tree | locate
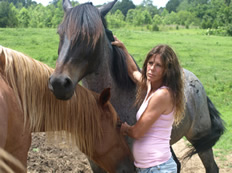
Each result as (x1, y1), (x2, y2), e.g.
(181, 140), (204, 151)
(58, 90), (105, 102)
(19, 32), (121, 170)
(166, 0), (181, 12)
(176, 10), (199, 26)
(0, 1), (18, 27)
(225, 0), (231, 6)
(163, 11), (178, 25)
(137, 0), (159, 18)
(153, 14), (162, 25)
(7, 3), (18, 27)
(111, 0), (135, 16)
(161, 9), (169, 17)
(0, 1), (9, 27)
(51, 0), (64, 27)
(18, 7), (30, 27)
(130, 9), (152, 25)
(6, 0), (35, 8)
(126, 9), (136, 24)
(142, 10), (152, 24)
(177, 0), (191, 11)
(44, 5), (56, 27)
(28, 4), (50, 27)
(106, 10), (126, 28)
(201, 14), (213, 28)
(49, 0), (59, 7)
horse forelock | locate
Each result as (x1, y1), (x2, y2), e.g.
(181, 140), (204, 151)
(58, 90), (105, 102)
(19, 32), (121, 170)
(1, 46), (113, 157)
(59, 3), (103, 49)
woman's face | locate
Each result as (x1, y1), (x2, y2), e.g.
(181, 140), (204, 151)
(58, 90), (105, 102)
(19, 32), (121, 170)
(146, 54), (164, 83)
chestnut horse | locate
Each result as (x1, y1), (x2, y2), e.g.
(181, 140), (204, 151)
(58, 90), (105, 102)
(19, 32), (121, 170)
(48, 0), (225, 172)
(0, 45), (133, 173)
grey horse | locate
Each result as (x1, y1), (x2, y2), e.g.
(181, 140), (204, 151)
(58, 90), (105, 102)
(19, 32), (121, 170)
(48, 0), (225, 172)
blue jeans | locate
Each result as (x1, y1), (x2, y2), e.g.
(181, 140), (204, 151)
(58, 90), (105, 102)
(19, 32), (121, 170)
(136, 157), (177, 173)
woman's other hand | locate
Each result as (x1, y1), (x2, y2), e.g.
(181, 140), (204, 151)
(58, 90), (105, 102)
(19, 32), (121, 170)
(120, 122), (130, 136)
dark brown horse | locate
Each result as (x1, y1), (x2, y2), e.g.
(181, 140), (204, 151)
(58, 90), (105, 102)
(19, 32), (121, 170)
(48, 1), (225, 173)
(0, 45), (133, 173)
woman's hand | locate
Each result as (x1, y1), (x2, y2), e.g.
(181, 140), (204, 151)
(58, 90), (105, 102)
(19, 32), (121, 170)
(120, 122), (130, 136)
(111, 36), (126, 50)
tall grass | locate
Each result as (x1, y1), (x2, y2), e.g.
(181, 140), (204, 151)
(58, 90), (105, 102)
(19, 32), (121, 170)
(0, 27), (231, 159)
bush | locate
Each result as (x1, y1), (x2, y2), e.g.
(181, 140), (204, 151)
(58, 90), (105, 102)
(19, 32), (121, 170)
(151, 23), (159, 31)
(205, 27), (227, 36)
(226, 24), (232, 36)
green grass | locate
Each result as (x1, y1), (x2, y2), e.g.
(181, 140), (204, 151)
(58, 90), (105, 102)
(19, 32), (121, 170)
(0, 28), (59, 67)
(0, 27), (231, 159)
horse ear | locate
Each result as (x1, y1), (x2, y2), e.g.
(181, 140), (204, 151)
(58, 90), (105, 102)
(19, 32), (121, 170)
(63, 0), (72, 12)
(98, 0), (117, 17)
(99, 88), (111, 107)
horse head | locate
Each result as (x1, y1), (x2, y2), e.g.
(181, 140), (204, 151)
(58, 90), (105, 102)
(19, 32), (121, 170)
(48, 0), (117, 100)
(94, 88), (134, 172)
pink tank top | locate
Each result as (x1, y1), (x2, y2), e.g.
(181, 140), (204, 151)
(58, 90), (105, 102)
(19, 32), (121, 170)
(133, 85), (174, 168)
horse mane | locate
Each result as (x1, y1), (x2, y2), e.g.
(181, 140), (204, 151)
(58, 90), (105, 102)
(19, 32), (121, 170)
(0, 45), (117, 157)
(102, 8), (138, 90)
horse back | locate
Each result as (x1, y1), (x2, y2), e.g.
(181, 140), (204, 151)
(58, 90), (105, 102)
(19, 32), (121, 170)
(183, 69), (211, 138)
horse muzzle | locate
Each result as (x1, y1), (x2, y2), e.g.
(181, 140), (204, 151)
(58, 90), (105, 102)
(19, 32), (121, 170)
(48, 74), (74, 100)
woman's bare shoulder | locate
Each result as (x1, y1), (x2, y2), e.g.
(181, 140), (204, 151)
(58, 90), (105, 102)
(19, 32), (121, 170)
(150, 88), (172, 107)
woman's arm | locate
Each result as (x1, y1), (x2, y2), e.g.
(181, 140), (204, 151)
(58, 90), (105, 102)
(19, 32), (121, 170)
(121, 88), (173, 139)
(111, 36), (142, 84)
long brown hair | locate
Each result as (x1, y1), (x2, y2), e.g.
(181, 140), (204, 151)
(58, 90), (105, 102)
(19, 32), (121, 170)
(136, 45), (185, 125)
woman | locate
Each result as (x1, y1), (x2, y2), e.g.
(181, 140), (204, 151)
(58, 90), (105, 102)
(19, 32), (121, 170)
(112, 37), (185, 173)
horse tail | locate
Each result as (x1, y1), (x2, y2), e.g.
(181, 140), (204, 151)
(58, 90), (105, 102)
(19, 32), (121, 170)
(184, 96), (226, 159)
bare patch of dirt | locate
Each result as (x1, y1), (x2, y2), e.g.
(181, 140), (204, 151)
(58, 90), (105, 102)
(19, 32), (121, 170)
(27, 133), (92, 173)
(27, 133), (231, 172)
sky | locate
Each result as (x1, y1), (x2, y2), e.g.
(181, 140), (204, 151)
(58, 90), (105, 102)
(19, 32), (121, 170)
(34, 0), (169, 8)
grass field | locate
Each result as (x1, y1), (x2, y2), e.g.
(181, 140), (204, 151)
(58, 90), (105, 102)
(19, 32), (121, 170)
(0, 27), (231, 161)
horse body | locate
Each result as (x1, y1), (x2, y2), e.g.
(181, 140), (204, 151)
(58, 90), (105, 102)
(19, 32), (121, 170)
(49, 1), (225, 173)
(171, 69), (211, 143)
(0, 45), (133, 173)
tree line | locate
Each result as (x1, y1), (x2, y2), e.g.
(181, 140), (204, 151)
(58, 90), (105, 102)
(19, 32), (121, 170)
(0, 0), (232, 36)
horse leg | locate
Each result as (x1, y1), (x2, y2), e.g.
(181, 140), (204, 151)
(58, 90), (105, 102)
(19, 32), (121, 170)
(170, 146), (181, 173)
(198, 148), (219, 173)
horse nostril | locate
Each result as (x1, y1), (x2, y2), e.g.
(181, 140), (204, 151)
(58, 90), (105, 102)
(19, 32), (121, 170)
(64, 77), (72, 88)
